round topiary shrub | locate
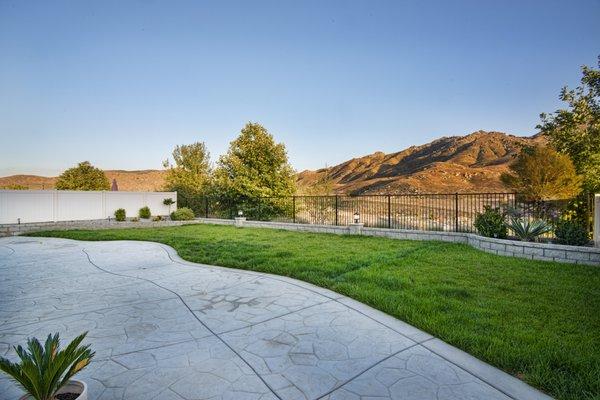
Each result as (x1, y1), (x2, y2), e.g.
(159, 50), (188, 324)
(554, 220), (589, 246)
(139, 206), (151, 219)
(170, 207), (195, 221)
(114, 208), (126, 222)
(474, 206), (507, 239)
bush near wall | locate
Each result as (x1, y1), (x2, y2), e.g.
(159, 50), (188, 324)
(114, 208), (126, 221)
(554, 220), (590, 246)
(170, 207), (195, 221)
(474, 207), (507, 239)
(139, 206), (151, 219)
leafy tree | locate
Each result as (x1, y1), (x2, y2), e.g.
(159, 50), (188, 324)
(538, 56), (600, 192)
(55, 161), (110, 190)
(213, 123), (296, 219)
(163, 142), (212, 213)
(501, 146), (581, 200)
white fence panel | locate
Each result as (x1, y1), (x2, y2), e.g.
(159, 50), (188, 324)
(0, 190), (177, 224)
(57, 191), (104, 221)
(104, 192), (146, 219)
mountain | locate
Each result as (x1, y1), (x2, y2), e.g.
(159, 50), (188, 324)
(297, 131), (546, 194)
(1, 131), (546, 194)
(0, 170), (167, 191)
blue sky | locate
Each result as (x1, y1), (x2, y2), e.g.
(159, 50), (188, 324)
(1, 0), (599, 176)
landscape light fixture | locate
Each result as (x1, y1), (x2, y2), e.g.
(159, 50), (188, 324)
(353, 212), (360, 224)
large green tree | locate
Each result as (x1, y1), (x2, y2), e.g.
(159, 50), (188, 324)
(213, 123), (296, 218)
(501, 145), (582, 201)
(163, 142), (212, 213)
(55, 161), (110, 190)
(538, 56), (600, 192)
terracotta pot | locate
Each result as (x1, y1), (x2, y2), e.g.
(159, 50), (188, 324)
(19, 380), (88, 400)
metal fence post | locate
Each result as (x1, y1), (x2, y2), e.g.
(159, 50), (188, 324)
(292, 196), (296, 224)
(387, 195), (391, 229)
(204, 197), (209, 218)
(594, 194), (599, 248)
(335, 195), (339, 226)
(454, 192), (459, 232)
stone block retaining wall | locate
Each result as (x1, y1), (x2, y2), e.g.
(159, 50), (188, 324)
(198, 218), (600, 266)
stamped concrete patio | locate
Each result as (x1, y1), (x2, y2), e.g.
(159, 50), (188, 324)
(0, 237), (551, 400)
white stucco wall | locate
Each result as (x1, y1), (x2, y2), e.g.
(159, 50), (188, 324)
(0, 190), (177, 224)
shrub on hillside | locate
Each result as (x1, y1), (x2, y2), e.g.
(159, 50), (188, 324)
(139, 206), (151, 219)
(474, 207), (507, 239)
(170, 207), (195, 221)
(114, 208), (126, 221)
(554, 220), (589, 246)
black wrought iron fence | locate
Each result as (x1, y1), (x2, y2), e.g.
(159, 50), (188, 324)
(192, 193), (595, 238)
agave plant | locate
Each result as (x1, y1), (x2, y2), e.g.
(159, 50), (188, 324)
(0, 332), (94, 400)
(507, 217), (553, 241)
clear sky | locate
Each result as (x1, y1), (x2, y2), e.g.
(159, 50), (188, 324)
(1, 0), (599, 176)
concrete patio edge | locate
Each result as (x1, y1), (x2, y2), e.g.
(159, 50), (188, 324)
(156, 239), (553, 400)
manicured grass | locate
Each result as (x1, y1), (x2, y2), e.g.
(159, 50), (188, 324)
(27, 224), (600, 400)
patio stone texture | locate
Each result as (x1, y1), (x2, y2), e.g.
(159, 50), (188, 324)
(0, 237), (552, 400)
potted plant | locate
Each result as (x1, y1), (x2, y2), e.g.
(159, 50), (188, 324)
(0, 332), (94, 400)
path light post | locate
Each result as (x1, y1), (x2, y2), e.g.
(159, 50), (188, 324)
(235, 210), (246, 228)
(349, 211), (363, 235)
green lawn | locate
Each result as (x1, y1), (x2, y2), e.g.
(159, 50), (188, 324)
(26, 224), (600, 400)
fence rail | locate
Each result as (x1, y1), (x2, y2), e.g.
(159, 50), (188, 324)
(190, 193), (595, 238)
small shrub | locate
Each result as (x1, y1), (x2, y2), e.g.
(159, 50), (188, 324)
(131, 217), (139, 222)
(114, 208), (126, 221)
(554, 220), (589, 246)
(163, 198), (175, 206)
(152, 215), (163, 222)
(170, 207), (195, 221)
(474, 207), (507, 239)
(507, 217), (552, 242)
(0, 332), (94, 400)
(139, 206), (151, 219)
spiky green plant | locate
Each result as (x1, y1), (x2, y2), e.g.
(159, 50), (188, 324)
(507, 217), (553, 242)
(0, 332), (94, 400)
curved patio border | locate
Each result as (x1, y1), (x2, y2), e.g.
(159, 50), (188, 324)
(0, 236), (552, 400)
(158, 240), (552, 400)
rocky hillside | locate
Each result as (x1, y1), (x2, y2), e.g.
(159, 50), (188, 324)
(297, 131), (546, 194)
(0, 170), (166, 191)
(1, 131), (546, 194)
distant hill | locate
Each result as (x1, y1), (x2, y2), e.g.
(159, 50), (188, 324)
(297, 131), (546, 194)
(0, 170), (167, 191)
(1, 131), (546, 194)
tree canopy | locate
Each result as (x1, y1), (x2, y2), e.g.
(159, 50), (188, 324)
(163, 142), (212, 211)
(500, 145), (582, 201)
(538, 56), (600, 192)
(213, 123), (296, 200)
(55, 161), (110, 191)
